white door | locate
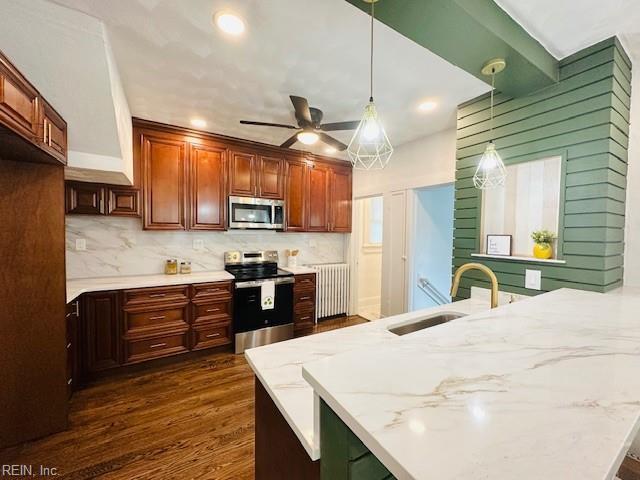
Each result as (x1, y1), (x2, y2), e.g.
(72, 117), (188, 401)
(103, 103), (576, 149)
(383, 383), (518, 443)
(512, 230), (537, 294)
(382, 190), (407, 316)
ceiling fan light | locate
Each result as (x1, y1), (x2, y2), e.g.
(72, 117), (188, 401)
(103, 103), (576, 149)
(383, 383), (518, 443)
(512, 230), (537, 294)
(297, 131), (319, 145)
(347, 102), (393, 170)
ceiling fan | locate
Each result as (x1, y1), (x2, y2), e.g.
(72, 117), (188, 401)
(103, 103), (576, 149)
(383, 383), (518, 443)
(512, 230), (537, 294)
(240, 95), (359, 151)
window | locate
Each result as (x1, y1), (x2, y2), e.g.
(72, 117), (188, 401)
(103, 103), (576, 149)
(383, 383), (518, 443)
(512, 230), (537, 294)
(364, 196), (383, 248)
(481, 156), (562, 256)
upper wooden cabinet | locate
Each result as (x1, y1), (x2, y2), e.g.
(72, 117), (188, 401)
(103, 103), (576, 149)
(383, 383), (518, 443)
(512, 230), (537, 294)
(329, 166), (353, 232)
(307, 163), (331, 232)
(258, 154), (285, 199)
(0, 49), (67, 165)
(285, 159), (308, 231)
(66, 182), (105, 215)
(229, 150), (256, 197)
(142, 134), (188, 230)
(189, 143), (227, 231)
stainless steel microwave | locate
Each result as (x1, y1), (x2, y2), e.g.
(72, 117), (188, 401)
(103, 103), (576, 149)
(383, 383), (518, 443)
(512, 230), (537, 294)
(228, 196), (284, 230)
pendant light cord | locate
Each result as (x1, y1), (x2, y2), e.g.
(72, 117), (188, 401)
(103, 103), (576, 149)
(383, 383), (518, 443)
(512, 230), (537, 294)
(369, 1), (374, 103)
(489, 69), (495, 141)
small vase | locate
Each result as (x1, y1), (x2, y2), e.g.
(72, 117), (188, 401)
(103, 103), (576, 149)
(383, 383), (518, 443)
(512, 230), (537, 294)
(533, 243), (552, 259)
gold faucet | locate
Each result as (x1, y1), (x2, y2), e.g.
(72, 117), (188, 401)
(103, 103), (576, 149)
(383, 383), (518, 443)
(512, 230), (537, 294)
(450, 263), (499, 308)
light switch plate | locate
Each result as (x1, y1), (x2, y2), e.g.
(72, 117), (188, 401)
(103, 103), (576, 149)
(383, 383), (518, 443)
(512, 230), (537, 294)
(193, 239), (204, 251)
(75, 238), (87, 251)
(525, 269), (542, 290)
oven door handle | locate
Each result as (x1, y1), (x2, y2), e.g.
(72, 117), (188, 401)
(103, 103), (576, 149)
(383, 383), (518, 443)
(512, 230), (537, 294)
(235, 277), (295, 289)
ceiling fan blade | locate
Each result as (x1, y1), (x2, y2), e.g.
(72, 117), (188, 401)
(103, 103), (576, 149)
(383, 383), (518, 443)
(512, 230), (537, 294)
(240, 120), (298, 129)
(319, 132), (348, 151)
(320, 121), (360, 131)
(280, 132), (300, 148)
(290, 95), (312, 125)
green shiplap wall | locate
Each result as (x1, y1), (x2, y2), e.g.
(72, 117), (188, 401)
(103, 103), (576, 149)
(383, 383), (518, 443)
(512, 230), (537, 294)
(453, 37), (631, 299)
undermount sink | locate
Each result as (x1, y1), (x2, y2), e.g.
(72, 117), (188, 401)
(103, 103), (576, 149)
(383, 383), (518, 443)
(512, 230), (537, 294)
(387, 312), (466, 336)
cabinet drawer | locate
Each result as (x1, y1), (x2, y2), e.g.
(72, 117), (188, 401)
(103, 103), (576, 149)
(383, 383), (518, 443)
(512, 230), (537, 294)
(294, 274), (316, 291)
(294, 289), (315, 305)
(294, 309), (316, 330)
(124, 304), (189, 335)
(191, 322), (232, 350)
(124, 331), (189, 364)
(123, 285), (189, 306)
(192, 281), (233, 300)
(193, 299), (232, 324)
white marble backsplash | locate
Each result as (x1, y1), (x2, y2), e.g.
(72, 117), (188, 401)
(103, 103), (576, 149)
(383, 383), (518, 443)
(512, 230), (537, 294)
(66, 216), (347, 279)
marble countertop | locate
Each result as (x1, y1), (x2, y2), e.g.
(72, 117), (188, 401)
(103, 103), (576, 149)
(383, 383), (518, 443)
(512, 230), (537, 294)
(244, 298), (491, 460)
(302, 288), (640, 479)
(66, 270), (234, 302)
(281, 265), (317, 275)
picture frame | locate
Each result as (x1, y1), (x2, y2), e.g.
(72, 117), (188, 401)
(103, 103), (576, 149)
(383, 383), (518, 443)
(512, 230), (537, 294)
(486, 234), (512, 256)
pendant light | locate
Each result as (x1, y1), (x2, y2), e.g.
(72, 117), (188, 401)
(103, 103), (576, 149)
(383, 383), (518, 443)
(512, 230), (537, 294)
(347, 0), (393, 170)
(473, 59), (507, 189)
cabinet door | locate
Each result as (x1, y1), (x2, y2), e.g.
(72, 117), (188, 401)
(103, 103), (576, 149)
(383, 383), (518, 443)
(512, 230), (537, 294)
(330, 167), (353, 232)
(142, 135), (187, 230)
(83, 292), (120, 373)
(229, 150), (256, 197)
(65, 182), (105, 215)
(189, 143), (227, 230)
(107, 187), (140, 216)
(38, 99), (67, 164)
(285, 159), (307, 231)
(258, 154), (284, 199)
(307, 164), (330, 232)
(0, 58), (38, 142)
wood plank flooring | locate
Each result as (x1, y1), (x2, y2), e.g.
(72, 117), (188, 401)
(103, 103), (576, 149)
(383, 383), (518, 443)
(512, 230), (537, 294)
(0, 316), (367, 479)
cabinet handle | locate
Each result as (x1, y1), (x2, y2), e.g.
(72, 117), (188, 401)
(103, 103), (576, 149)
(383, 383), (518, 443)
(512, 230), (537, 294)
(300, 316), (311, 321)
(149, 315), (166, 320)
(67, 378), (73, 385)
(206, 288), (221, 293)
(150, 342), (167, 349)
(206, 333), (221, 338)
(66, 342), (72, 349)
(149, 293), (166, 298)
(206, 308), (220, 313)
(43, 119), (48, 143)
(74, 300), (80, 316)
(300, 296), (311, 301)
(48, 123), (52, 146)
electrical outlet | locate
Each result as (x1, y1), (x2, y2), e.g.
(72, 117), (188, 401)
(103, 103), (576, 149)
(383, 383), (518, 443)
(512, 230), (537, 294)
(75, 238), (87, 251)
(525, 269), (542, 290)
(193, 239), (204, 251)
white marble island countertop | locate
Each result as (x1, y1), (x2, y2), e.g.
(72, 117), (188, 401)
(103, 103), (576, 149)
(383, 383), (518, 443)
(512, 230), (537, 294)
(244, 298), (491, 460)
(66, 270), (234, 302)
(302, 288), (640, 479)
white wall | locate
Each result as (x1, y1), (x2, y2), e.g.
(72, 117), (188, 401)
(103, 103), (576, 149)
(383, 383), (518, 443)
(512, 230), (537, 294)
(625, 65), (640, 287)
(410, 184), (455, 310)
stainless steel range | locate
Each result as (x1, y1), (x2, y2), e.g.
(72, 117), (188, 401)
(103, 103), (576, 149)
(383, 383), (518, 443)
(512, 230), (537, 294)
(225, 250), (294, 354)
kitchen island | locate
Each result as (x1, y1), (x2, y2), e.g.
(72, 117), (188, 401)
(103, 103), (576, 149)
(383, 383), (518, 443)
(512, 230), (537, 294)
(247, 288), (640, 479)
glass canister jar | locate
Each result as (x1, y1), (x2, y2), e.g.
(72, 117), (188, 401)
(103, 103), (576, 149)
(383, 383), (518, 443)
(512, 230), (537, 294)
(164, 259), (178, 275)
(180, 261), (192, 274)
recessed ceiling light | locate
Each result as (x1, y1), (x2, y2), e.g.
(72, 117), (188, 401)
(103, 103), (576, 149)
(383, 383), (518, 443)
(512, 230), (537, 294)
(297, 131), (319, 145)
(324, 146), (337, 154)
(214, 12), (246, 36)
(191, 118), (207, 129)
(418, 100), (438, 112)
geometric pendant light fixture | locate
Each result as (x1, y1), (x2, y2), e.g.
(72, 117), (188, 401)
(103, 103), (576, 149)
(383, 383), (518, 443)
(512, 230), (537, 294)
(347, 0), (393, 170)
(473, 58), (507, 189)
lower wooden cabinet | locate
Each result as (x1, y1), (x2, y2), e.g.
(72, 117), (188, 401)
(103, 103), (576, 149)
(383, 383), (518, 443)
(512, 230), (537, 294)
(293, 274), (317, 331)
(66, 299), (80, 397)
(83, 291), (121, 374)
(77, 281), (233, 380)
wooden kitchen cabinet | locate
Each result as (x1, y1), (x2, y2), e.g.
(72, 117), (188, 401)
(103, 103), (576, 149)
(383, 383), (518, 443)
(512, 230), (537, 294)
(66, 299), (80, 398)
(0, 49), (67, 165)
(188, 142), (227, 230)
(285, 159), (308, 231)
(257, 154), (285, 199)
(293, 273), (316, 331)
(330, 166), (353, 232)
(107, 187), (140, 216)
(228, 149), (256, 196)
(83, 291), (121, 374)
(307, 163), (331, 232)
(66, 181), (105, 215)
(142, 134), (188, 230)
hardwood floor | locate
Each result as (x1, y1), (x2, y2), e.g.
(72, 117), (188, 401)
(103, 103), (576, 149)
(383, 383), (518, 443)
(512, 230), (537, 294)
(0, 315), (366, 479)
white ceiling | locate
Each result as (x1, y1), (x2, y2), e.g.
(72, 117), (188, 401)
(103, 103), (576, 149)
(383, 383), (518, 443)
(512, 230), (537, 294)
(496, 0), (640, 61)
(50, 0), (489, 157)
